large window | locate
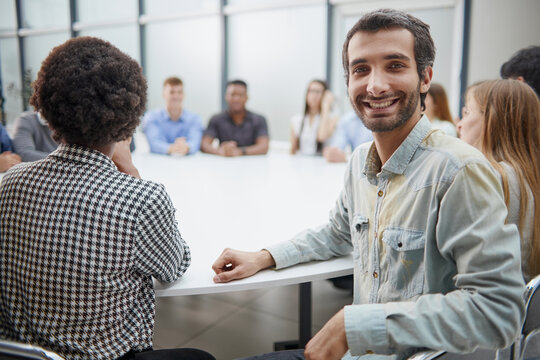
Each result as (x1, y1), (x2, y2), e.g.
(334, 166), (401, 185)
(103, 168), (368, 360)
(21, 0), (69, 28)
(0, 1), (17, 32)
(76, 0), (137, 23)
(0, 0), (468, 140)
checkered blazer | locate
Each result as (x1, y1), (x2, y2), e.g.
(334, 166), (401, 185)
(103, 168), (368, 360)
(0, 144), (191, 360)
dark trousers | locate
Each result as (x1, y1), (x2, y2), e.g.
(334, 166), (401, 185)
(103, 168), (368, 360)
(117, 348), (216, 360)
(238, 349), (305, 360)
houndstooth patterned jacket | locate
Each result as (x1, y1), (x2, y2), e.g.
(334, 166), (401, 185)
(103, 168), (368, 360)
(0, 144), (191, 360)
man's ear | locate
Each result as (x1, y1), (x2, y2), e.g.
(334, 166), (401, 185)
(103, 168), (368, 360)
(420, 66), (433, 94)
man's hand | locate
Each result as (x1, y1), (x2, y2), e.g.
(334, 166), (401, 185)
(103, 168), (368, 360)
(0, 151), (22, 172)
(218, 141), (242, 157)
(168, 137), (190, 156)
(323, 147), (347, 163)
(304, 308), (348, 360)
(112, 138), (141, 178)
(212, 248), (275, 283)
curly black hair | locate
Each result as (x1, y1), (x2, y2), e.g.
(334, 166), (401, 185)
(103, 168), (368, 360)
(30, 36), (147, 147)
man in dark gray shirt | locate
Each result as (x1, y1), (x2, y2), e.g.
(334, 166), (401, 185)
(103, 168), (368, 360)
(12, 111), (58, 162)
(201, 80), (269, 156)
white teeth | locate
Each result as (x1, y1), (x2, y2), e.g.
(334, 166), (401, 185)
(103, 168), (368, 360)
(369, 100), (394, 109)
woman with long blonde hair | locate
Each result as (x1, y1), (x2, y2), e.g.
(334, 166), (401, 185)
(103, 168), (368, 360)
(457, 79), (540, 280)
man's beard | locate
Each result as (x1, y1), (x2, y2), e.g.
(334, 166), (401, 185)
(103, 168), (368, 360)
(351, 82), (420, 133)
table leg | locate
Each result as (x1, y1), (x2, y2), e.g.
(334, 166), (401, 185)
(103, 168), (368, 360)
(299, 282), (312, 348)
(274, 282), (312, 351)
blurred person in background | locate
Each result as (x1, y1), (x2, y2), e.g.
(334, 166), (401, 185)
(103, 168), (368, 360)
(424, 83), (457, 136)
(290, 79), (338, 156)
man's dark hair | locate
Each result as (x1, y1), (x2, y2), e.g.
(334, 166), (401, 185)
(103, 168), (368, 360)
(30, 36), (147, 147)
(342, 8), (435, 109)
(227, 79), (248, 91)
(500, 46), (540, 96)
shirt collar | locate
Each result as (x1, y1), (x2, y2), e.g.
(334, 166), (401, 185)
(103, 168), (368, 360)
(36, 112), (47, 126)
(227, 110), (251, 127)
(162, 108), (184, 122)
(363, 115), (432, 178)
(49, 143), (116, 170)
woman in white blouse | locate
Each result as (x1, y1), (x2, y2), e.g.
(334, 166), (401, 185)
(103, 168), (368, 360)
(290, 80), (338, 155)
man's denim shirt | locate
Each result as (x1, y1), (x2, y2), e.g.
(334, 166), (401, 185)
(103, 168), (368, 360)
(267, 116), (525, 359)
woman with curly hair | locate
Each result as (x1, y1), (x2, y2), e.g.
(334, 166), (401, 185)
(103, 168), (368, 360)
(457, 79), (540, 281)
(0, 37), (214, 360)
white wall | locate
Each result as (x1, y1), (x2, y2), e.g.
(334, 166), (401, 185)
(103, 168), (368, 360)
(467, 0), (540, 86)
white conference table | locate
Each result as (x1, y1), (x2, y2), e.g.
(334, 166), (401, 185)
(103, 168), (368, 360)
(133, 149), (354, 348)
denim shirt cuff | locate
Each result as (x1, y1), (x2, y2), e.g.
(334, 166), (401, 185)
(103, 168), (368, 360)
(345, 303), (389, 356)
(264, 241), (301, 269)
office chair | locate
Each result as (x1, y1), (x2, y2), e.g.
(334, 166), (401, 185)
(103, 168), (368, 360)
(514, 274), (540, 360)
(408, 348), (499, 360)
(408, 275), (540, 360)
(407, 350), (445, 359)
(0, 339), (64, 360)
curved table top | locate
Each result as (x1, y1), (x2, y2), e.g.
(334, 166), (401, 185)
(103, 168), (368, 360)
(132, 150), (353, 297)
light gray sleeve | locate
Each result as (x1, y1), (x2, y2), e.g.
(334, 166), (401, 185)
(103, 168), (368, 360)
(12, 113), (51, 162)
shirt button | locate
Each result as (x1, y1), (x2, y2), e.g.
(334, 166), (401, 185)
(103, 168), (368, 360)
(373, 272), (378, 278)
(355, 224), (361, 232)
(377, 190), (383, 197)
(398, 242), (403, 248)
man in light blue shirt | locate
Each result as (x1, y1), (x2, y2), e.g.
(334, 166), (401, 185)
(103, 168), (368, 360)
(211, 9), (525, 360)
(323, 111), (373, 162)
(143, 76), (203, 155)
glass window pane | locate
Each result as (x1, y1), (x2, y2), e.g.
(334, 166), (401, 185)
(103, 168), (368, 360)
(23, 32), (71, 90)
(21, 0), (70, 29)
(79, 25), (140, 63)
(0, 1), (17, 32)
(145, 16), (221, 127)
(1, 38), (23, 127)
(228, 5), (327, 141)
(77, 0), (137, 23)
(227, 0), (270, 6)
(144, 0), (219, 17)
(409, 7), (455, 102)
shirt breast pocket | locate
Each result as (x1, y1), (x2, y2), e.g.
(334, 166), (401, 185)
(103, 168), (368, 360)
(351, 213), (369, 272)
(382, 227), (425, 299)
